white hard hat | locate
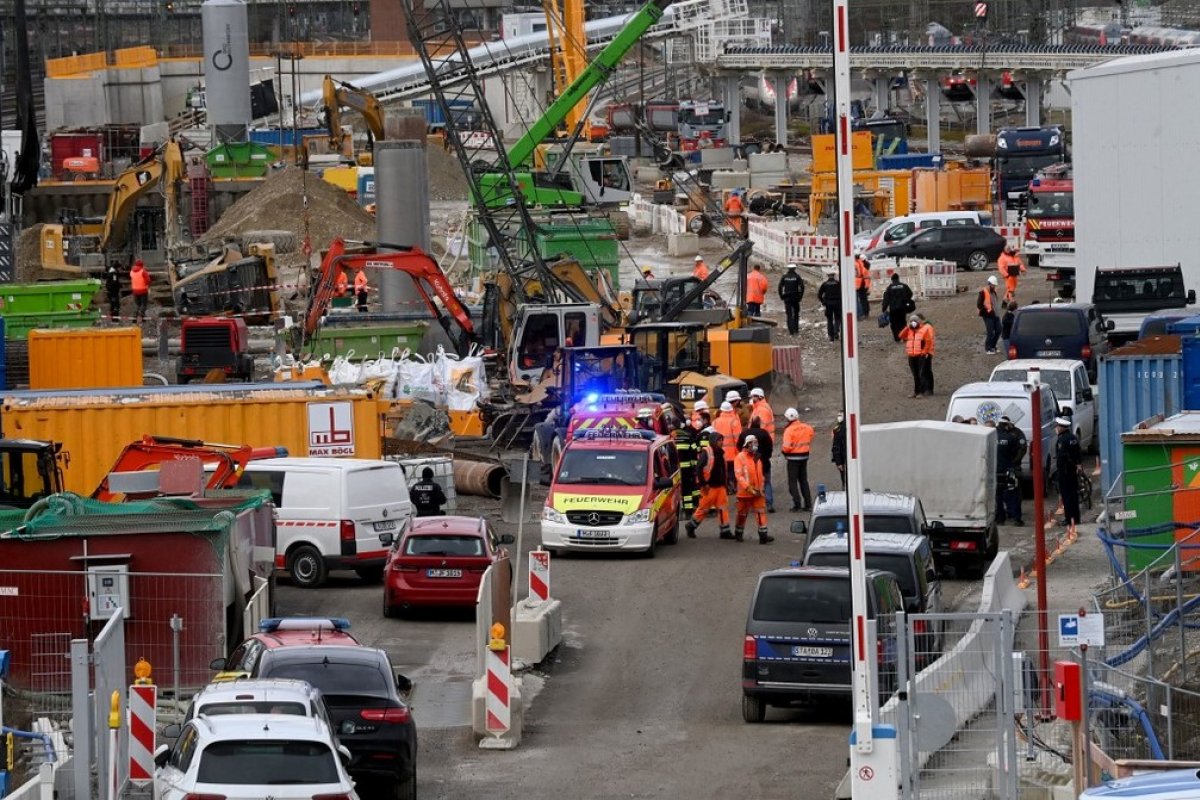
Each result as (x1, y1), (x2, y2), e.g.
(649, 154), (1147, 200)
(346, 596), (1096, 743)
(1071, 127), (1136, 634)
(694, 400), (709, 412)
(784, 407), (799, 421)
(725, 390), (742, 402)
(702, 426), (716, 435)
(720, 401), (734, 412)
(749, 387), (765, 399)
(637, 407), (653, 418)
(695, 255), (703, 261)
(786, 262), (798, 270)
(987, 275), (998, 286)
(1055, 416), (1072, 427)
(742, 434), (758, 448)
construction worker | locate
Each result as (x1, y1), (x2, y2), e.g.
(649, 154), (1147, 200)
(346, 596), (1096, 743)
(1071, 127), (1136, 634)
(854, 250), (872, 320)
(831, 411), (847, 489)
(748, 388), (774, 443)
(777, 263), (805, 335)
(640, 265), (656, 280)
(900, 313), (935, 397)
(671, 407), (700, 516)
(1055, 415), (1083, 527)
(656, 402), (677, 437)
(734, 435), (774, 544)
(335, 267), (349, 297)
(998, 243), (1027, 302)
(104, 260), (122, 321)
(746, 262), (769, 317)
(727, 389), (749, 427)
(978, 275), (1002, 354)
(691, 399), (710, 427)
(880, 272), (915, 342)
(781, 407), (814, 511)
(817, 268), (842, 342)
(713, 401), (742, 493)
(411, 467), (448, 516)
(636, 407), (656, 431)
(995, 415), (1027, 526)
(693, 255), (710, 281)
(130, 259), (150, 324)
(354, 266), (369, 312)
(725, 189), (747, 238)
(687, 428), (732, 540)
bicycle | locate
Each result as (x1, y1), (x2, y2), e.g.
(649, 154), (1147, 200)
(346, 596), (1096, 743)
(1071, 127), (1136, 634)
(1047, 464), (1093, 511)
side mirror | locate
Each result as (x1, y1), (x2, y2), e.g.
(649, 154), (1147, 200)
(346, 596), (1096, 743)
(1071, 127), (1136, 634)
(209, 657), (226, 671)
(1104, 319), (1115, 332)
(162, 723), (182, 739)
(337, 744), (353, 763)
(925, 520), (945, 533)
(395, 674), (413, 694)
(154, 744), (171, 768)
(790, 520), (808, 535)
(1081, 389), (1094, 402)
(378, 532), (395, 547)
(1189, 289), (1196, 305)
(498, 533), (516, 545)
(654, 477), (673, 491)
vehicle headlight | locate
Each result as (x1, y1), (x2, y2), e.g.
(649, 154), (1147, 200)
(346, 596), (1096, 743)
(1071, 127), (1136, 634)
(624, 508), (651, 525)
(542, 507), (567, 525)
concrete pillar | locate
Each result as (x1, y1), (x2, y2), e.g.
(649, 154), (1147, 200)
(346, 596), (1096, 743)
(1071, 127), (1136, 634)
(922, 72), (941, 153)
(771, 72), (790, 146)
(1024, 76), (1042, 128)
(374, 140), (429, 312)
(724, 74), (742, 145)
(975, 73), (993, 136)
(871, 75), (890, 116)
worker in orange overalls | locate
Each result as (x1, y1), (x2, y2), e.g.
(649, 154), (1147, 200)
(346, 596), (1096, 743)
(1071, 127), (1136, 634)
(900, 313), (936, 397)
(335, 267), (349, 298)
(725, 189), (747, 238)
(693, 255), (710, 281)
(713, 401), (742, 494)
(746, 262), (769, 316)
(686, 428), (733, 540)
(854, 250), (872, 320)
(997, 243), (1027, 302)
(781, 407), (814, 511)
(354, 266), (369, 312)
(130, 259), (150, 324)
(734, 434), (774, 544)
(748, 387), (776, 511)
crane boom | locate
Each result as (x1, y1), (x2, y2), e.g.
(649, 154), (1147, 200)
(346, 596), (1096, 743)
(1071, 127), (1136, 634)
(322, 74), (386, 150)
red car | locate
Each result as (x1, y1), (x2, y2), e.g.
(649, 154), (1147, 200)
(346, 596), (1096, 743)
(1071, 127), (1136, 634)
(382, 516), (515, 616)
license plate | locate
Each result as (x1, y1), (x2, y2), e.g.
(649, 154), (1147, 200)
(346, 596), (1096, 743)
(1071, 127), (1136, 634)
(792, 646), (833, 658)
(427, 568), (462, 578)
(1036, 350), (1062, 357)
(373, 521), (397, 532)
(575, 529), (612, 538)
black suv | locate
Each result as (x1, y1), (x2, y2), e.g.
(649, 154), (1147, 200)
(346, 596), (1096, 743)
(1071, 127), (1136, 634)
(1007, 302), (1110, 381)
(255, 645), (418, 800)
(867, 224), (1006, 271)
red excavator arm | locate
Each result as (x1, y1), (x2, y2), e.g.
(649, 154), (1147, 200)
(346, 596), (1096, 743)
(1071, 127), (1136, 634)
(93, 435), (287, 502)
(304, 238), (477, 354)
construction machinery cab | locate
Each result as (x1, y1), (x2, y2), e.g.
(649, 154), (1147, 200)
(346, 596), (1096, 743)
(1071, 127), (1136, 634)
(0, 440), (66, 509)
(509, 303), (603, 386)
(625, 321), (746, 410)
(177, 317), (255, 384)
(629, 276), (727, 325)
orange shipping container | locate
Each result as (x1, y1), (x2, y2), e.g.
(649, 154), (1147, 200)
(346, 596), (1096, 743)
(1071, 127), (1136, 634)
(810, 132), (875, 173)
(913, 167), (992, 213)
(0, 383), (384, 494)
(28, 327), (143, 390)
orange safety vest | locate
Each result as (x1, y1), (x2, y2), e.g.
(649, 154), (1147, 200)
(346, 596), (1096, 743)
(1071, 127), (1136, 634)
(998, 252), (1024, 277)
(854, 259), (871, 291)
(694, 261), (710, 281)
(734, 449), (764, 498)
(335, 270), (349, 297)
(354, 270), (369, 292)
(698, 442), (716, 481)
(725, 195), (744, 215)
(902, 322), (935, 357)
(979, 286), (995, 314)
(713, 411), (742, 462)
(747, 271), (769, 304)
(750, 399), (775, 441)
(130, 267), (149, 294)
(781, 420), (815, 457)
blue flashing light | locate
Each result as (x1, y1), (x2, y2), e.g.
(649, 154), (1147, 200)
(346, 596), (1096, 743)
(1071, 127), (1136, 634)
(586, 393), (599, 404)
(789, 560), (801, 567)
(259, 617), (352, 633)
(835, 521), (846, 538)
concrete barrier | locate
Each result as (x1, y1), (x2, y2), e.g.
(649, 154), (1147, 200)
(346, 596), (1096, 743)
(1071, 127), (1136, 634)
(512, 597), (564, 666)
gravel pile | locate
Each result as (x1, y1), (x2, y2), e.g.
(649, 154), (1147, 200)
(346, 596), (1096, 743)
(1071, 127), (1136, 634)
(15, 224), (45, 282)
(425, 144), (470, 202)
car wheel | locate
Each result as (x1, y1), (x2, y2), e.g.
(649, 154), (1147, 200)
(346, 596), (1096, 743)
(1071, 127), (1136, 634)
(356, 566), (384, 583)
(288, 545), (326, 588)
(383, 591), (401, 619)
(663, 516), (679, 545)
(395, 766), (416, 800)
(742, 694), (766, 723)
(967, 250), (989, 271)
(642, 534), (657, 559)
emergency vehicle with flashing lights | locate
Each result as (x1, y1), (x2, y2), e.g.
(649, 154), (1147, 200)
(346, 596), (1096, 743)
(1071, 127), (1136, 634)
(540, 427), (681, 557)
(1022, 165), (1075, 271)
(208, 617), (360, 682)
(565, 391), (670, 441)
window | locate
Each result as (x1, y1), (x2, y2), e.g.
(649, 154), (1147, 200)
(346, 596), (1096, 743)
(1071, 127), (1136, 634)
(195, 740), (339, 785)
(518, 313), (560, 370)
(404, 535), (484, 557)
(198, 701), (307, 716)
(944, 217), (977, 227)
(753, 576), (871, 623)
(563, 312), (586, 348)
(556, 449), (648, 486)
(1094, 272), (1186, 310)
(885, 222), (913, 242)
(266, 661), (393, 700)
(1026, 190), (1074, 218)
(912, 229), (943, 245)
(944, 228), (980, 243)
(1016, 311), (1084, 337)
(170, 725), (199, 772)
(237, 640), (264, 674)
(810, 514), (914, 537)
(993, 368), (1071, 401)
(0, 450), (51, 503)
(916, 220), (943, 231)
(237, 470), (284, 506)
(805, 552), (918, 599)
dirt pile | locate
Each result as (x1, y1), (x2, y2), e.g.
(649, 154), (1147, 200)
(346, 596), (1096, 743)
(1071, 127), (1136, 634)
(425, 144), (469, 202)
(15, 224), (45, 282)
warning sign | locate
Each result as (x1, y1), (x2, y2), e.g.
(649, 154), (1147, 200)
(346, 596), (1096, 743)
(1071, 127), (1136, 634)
(308, 402), (356, 456)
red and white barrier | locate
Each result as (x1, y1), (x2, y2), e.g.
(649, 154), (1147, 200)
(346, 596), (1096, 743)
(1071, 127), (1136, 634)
(529, 548), (550, 603)
(772, 345), (804, 388)
(128, 684), (156, 785)
(484, 647), (512, 737)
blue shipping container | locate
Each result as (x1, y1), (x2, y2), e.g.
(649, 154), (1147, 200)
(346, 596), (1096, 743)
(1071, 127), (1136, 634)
(877, 153), (943, 170)
(357, 170), (376, 207)
(1184, 336), (1200, 410)
(1167, 316), (1200, 336)
(248, 127), (328, 148)
(1098, 346), (1183, 496)
(410, 99), (474, 128)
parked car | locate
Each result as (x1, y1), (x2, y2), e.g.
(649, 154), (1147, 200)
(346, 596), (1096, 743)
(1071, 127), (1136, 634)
(209, 617), (360, 682)
(799, 489), (932, 539)
(853, 210), (987, 252)
(945, 381), (1059, 479)
(154, 714), (358, 800)
(164, 678), (335, 742)
(254, 645), (417, 799)
(741, 566), (904, 721)
(866, 224), (1006, 271)
(1080, 768), (1200, 798)
(990, 358), (1096, 452)
(381, 515), (514, 616)
(1006, 302), (1111, 381)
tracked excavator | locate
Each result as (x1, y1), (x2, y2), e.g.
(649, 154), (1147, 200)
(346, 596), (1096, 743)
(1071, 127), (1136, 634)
(308, 75), (386, 166)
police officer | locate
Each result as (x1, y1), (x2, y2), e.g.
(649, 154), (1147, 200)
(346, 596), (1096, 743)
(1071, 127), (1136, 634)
(777, 263), (805, 335)
(831, 412), (847, 489)
(411, 467), (448, 517)
(994, 415), (1027, 526)
(817, 268), (842, 341)
(671, 408), (700, 517)
(1055, 415), (1083, 527)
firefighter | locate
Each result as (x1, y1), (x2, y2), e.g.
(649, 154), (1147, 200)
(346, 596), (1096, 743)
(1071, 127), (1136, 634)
(693, 255), (710, 281)
(411, 467), (447, 516)
(671, 410), (701, 517)
(854, 250), (872, 320)
(900, 313), (936, 397)
(687, 428), (732, 540)
(130, 259), (150, 324)
(998, 243), (1027, 302)
(713, 401), (742, 493)
(781, 407), (814, 511)
(777, 263), (805, 335)
(354, 266), (369, 312)
(746, 262), (769, 317)
(104, 260), (123, 321)
(748, 388), (776, 511)
(734, 435), (774, 544)
(725, 189), (747, 237)
(635, 407), (656, 431)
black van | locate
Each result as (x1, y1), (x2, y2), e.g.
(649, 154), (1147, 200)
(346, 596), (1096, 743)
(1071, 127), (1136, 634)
(742, 566), (905, 722)
(1007, 302), (1110, 381)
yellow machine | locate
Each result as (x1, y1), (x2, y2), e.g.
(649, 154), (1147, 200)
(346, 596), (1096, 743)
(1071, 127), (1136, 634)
(317, 75), (386, 166)
(542, 0), (590, 137)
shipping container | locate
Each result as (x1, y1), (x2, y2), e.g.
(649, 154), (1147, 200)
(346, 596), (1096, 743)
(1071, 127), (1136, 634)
(28, 327), (143, 389)
(206, 141), (274, 179)
(4, 311), (100, 341)
(0, 279), (101, 315)
(0, 382), (384, 494)
(1098, 336), (1184, 497)
(48, 132), (103, 179)
(1167, 316), (1200, 336)
(357, 168), (375, 207)
(248, 127), (326, 149)
(306, 322), (429, 362)
(1120, 412), (1200, 570)
(877, 153), (944, 171)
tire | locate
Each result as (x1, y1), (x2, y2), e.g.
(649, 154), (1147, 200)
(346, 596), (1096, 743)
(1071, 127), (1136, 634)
(966, 250), (990, 272)
(239, 229), (297, 254)
(395, 766), (417, 800)
(663, 516), (679, 545)
(356, 566), (384, 583)
(742, 694), (766, 723)
(383, 592), (400, 619)
(288, 545), (327, 588)
(642, 534), (657, 559)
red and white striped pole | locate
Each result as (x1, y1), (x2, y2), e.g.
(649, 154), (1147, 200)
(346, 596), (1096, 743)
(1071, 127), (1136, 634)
(528, 548), (550, 603)
(128, 683), (157, 786)
(481, 622), (514, 749)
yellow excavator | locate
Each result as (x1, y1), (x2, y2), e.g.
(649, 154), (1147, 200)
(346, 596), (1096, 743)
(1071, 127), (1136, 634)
(40, 140), (185, 274)
(307, 75), (385, 166)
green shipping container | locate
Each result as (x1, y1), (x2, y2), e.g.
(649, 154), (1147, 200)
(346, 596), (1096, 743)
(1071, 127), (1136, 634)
(0, 280), (101, 315)
(205, 142), (274, 179)
(531, 218), (620, 289)
(1120, 412), (1200, 571)
(6, 311), (102, 341)
(307, 322), (429, 362)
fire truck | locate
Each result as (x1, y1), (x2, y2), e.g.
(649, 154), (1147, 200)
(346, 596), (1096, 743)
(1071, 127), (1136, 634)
(1021, 164), (1075, 280)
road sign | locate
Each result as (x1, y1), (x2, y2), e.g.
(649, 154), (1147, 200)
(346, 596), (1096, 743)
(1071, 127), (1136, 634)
(975, 1), (988, 17)
(1058, 612), (1105, 647)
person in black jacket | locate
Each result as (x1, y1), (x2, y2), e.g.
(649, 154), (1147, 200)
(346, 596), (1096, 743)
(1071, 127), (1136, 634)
(777, 263), (805, 335)
(817, 270), (842, 342)
(105, 261), (123, 321)
(739, 416), (775, 513)
(831, 412), (847, 489)
(411, 468), (447, 516)
(880, 272), (915, 342)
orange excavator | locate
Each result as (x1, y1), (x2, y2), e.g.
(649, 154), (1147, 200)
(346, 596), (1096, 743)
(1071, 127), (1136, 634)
(92, 435), (287, 502)
(303, 238), (478, 355)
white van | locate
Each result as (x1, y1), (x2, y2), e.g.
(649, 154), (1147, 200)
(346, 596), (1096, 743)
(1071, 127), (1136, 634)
(237, 458), (412, 588)
(945, 381), (1058, 476)
(989, 359), (1096, 452)
(855, 210), (989, 253)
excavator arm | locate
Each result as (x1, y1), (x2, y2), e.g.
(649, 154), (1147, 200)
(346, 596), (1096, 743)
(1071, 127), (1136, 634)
(92, 435), (286, 502)
(98, 140), (185, 254)
(305, 238), (477, 354)
(322, 75), (386, 150)
(659, 240), (754, 322)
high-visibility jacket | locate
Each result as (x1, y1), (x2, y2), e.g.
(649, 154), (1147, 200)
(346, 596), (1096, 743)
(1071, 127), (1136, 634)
(725, 195), (744, 216)
(781, 420), (815, 459)
(749, 399), (775, 441)
(998, 252), (1025, 278)
(713, 411), (742, 462)
(130, 266), (150, 294)
(734, 450), (764, 498)
(854, 258), (871, 291)
(335, 269), (349, 297)
(901, 322), (935, 357)
(747, 270), (769, 305)
(977, 286), (997, 316)
(698, 442), (726, 487)
(693, 261), (710, 281)
(354, 270), (369, 292)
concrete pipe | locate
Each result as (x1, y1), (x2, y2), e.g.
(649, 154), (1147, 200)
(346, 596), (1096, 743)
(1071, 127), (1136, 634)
(964, 134), (997, 159)
(685, 211), (713, 237)
(453, 459), (505, 499)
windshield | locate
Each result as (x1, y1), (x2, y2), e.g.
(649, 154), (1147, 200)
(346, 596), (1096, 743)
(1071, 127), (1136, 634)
(196, 740), (338, 785)
(1095, 272), (1186, 310)
(805, 552), (916, 599)
(1026, 191), (1074, 218)
(679, 107), (725, 126)
(810, 514), (915, 538)
(556, 449), (647, 486)
(993, 368), (1070, 400)
(404, 535), (484, 557)
(754, 575), (869, 623)
(267, 662), (392, 700)
(1015, 311), (1083, 337)
(999, 154), (1064, 179)
(196, 701), (306, 717)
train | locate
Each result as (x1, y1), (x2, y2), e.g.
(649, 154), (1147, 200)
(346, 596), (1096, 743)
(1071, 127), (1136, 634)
(1064, 22), (1200, 48)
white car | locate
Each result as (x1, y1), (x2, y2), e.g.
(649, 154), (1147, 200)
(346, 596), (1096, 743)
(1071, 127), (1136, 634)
(989, 358), (1096, 452)
(162, 678), (334, 742)
(155, 714), (358, 800)
(1080, 767), (1200, 798)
